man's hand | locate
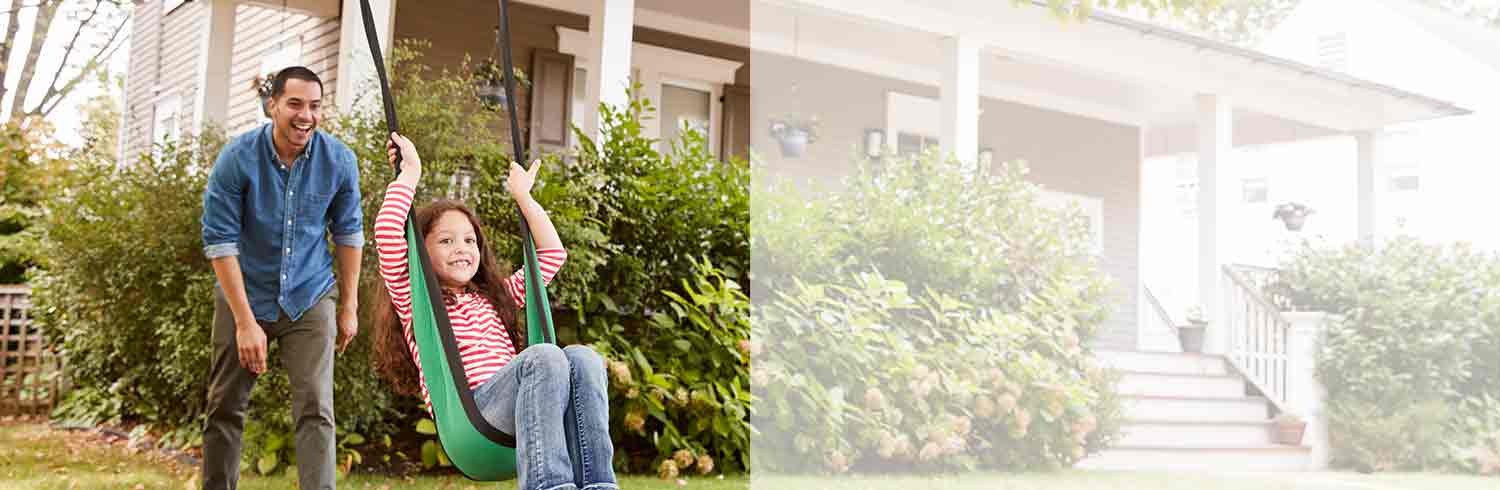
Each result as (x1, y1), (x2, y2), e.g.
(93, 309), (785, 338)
(337, 303), (359, 354)
(236, 320), (268, 375)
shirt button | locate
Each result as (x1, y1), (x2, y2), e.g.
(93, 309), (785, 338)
(282, 274), (287, 279)
(285, 248), (290, 255)
(287, 219), (292, 225)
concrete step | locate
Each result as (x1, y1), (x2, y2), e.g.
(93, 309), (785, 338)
(1117, 419), (1274, 447)
(1120, 395), (1270, 422)
(1115, 370), (1246, 399)
(1096, 350), (1229, 376)
(1077, 444), (1312, 471)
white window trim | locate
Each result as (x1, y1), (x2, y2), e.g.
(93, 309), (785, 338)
(163, 0), (189, 15)
(153, 96), (181, 159)
(1039, 189), (1105, 256)
(557, 26), (741, 154)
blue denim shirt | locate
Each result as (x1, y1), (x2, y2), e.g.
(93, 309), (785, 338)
(202, 124), (364, 322)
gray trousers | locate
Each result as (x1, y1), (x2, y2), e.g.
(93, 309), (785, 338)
(202, 287), (336, 490)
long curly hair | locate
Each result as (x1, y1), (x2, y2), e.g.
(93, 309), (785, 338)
(370, 199), (520, 397)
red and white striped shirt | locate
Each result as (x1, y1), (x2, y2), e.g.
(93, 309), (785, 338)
(374, 182), (566, 410)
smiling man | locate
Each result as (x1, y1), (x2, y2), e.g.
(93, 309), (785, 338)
(199, 66), (362, 490)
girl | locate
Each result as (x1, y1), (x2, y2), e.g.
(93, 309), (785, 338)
(371, 133), (615, 490)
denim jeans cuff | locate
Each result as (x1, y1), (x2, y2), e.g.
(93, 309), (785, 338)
(540, 484), (578, 490)
(581, 484), (619, 490)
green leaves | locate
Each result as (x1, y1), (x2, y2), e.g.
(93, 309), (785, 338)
(415, 418), (437, 435)
(1287, 236), (1500, 473)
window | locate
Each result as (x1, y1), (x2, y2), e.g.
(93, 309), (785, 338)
(152, 96), (180, 158)
(896, 132), (939, 158)
(660, 81), (712, 156)
(1038, 189), (1105, 255)
(1388, 170), (1420, 192)
(257, 37), (304, 124)
(1241, 178), (1268, 203)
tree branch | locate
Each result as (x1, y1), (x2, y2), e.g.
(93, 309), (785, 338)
(10, 0), (58, 124)
(32, 1), (105, 117)
(38, 16), (126, 119)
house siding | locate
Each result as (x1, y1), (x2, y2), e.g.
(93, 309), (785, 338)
(122, 2), (341, 160)
(225, 4), (341, 136)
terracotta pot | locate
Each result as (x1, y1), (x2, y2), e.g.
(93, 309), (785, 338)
(1177, 323), (1206, 353)
(1274, 420), (1306, 445)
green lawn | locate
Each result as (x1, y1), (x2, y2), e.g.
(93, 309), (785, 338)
(4, 420), (1495, 490)
(757, 471), (1499, 490)
(0, 420), (744, 489)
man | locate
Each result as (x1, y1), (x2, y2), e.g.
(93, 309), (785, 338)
(200, 66), (362, 490)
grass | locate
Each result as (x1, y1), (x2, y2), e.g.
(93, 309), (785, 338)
(757, 471), (1500, 489)
(0, 419), (745, 490)
(4, 419), (1495, 489)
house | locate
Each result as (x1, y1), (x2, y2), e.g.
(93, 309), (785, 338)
(118, 0), (1467, 472)
(1141, 0), (1500, 317)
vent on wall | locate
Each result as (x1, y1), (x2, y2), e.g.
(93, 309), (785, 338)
(1316, 32), (1348, 72)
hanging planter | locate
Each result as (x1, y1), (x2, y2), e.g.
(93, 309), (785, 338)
(1272, 202), (1314, 231)
(473, 59), (529, 109)
(254, 71), (277, 118)
(769, 115), (819, 158)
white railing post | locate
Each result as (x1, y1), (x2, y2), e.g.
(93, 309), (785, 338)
(1284, 311), (1333, 470)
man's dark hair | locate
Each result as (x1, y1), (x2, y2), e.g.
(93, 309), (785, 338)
(271, 66), (323, 98)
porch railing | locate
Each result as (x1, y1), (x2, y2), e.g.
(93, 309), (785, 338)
(1142, 283), (1179, 336)
(1222, 265), (1290, 413)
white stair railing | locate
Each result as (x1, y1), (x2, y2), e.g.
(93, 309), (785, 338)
(1222, 265), (1290, 413)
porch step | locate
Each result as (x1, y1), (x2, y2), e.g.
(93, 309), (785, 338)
(1077, 444), (1312, 471)
(1120, 395), (1270, 422)
(1116, 370), (1246, 399)
(1116, 419), (1274, 446)
(1096, 350), (1229, 376)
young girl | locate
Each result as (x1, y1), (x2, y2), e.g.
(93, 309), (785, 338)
(372, 133), (616, 490)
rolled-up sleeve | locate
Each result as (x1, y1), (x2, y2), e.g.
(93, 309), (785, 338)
(329, 149), (364, 248)
(202, 150), (244, 259)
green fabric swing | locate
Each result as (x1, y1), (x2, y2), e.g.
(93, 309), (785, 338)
(359, 0), (547, 481)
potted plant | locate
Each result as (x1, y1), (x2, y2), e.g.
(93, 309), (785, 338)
(254, 71), (276, 118)
(1178, 306), (1208, 353)
(1272, 202), (1314, 231)
(473, 59), (529, 109)
(768, 114), (819, 158)
(1272, 413), (1307, 445)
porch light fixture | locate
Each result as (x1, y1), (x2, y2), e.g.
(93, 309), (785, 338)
(864, 129), (884, 157)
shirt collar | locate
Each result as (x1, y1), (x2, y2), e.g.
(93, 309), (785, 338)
(260, 123), (318, 165)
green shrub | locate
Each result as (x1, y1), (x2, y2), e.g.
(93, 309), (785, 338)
(752, 153), (1120, 473)
(589, 257), (750, 475)
(1274, 237), (1500, 474)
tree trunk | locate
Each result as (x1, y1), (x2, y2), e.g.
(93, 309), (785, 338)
(11, 0), (60, 124)
(0, 2), (24, 116)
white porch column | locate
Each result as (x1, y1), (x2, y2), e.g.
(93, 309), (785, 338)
(336, 0), (397, 114)
(1356, 131), (1379, 246)
(1285, 312), (1334, 470)
(1197, 94), (1230, 354)
(939, 35), (980, 164)
(193, 0), (237, 132)
(584, 0), (635, 142)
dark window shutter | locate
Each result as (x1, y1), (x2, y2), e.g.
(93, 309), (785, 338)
(528, 48), (576, 157)
(720, 84), (750, 162)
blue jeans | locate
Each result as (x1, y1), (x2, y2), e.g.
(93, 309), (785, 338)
(473, 344), (617, 490)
